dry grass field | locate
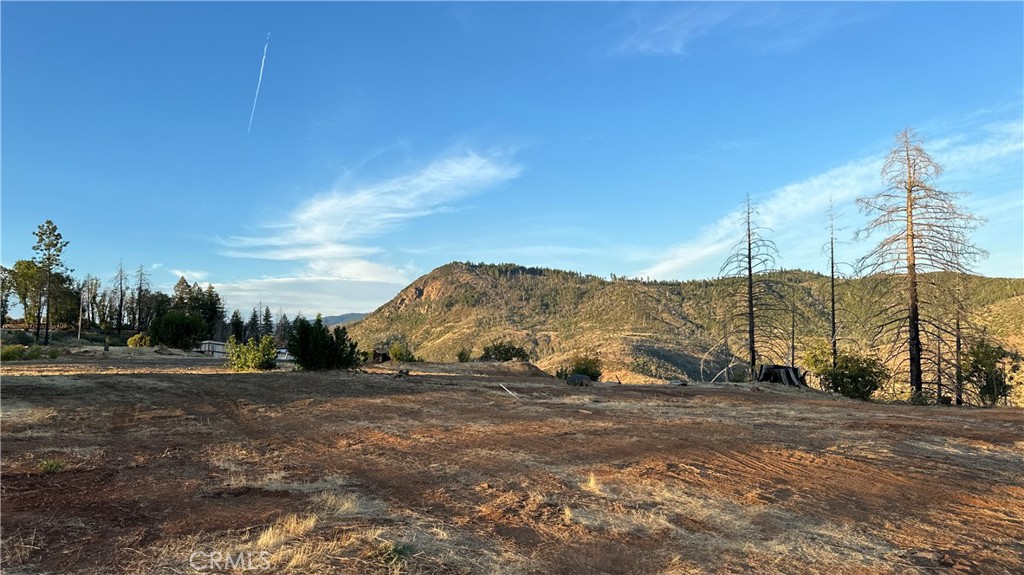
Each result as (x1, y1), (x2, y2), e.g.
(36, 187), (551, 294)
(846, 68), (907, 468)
(2, 352), (1022, 574)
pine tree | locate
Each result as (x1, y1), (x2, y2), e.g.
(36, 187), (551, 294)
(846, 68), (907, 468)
(31, 220), (71, 345)
(172, 277), (193, 310)
(230, 309), (245, 342)
(246, 307), (260, 342)
(273, 312), (291, 347)
(261, 306), (274, 338)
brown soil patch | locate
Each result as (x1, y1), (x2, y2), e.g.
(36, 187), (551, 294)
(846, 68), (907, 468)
(2, 358), (1022, 574)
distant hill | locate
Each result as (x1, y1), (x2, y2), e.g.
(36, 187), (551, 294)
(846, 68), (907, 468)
(346, 262), (1024, 383)
(322, 313), (367, 327)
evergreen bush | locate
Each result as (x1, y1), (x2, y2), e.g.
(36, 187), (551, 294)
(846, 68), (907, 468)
(479, 341), (530, 362)
(556, 354), (602, 381)
(226, 335), (278, 371)
(389, 340), (421, 363)
(149, 311), (206, 350)
(287, 315), (359, 370)
(806, 346), (888, 401)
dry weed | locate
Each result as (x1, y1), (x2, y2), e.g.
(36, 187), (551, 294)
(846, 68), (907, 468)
(660, 554), (706, 575)
(255, 514), (317, 549)
(582, 471), (603, 495)
(0, 529), (43, 566)
(310, 490), (386, 518)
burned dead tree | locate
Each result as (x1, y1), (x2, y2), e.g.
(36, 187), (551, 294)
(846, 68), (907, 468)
(716, 196), (787, 381)
(856, 128), (985, 398)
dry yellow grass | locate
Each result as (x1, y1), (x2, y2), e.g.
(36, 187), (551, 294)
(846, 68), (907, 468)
(255, 514), (318, 549)
(310, 491), (386, 518)
(582, 471), (603, 495)
(5, 362), (1022, 575)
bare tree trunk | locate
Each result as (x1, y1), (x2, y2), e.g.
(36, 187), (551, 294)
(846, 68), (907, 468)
(829, 233), (838, 369)
(34, 290), (43, 340)
(720, 195), (782, 381)
(723, 313), (730, 381)
(954, 313), (963, 406)
(858, 129), (984, 402)
(790, 299), (797, 366)
(905, 155), (923, 396)
(117, 281), (125, 335)
(746, 213), (756, 381)
(42, 271), (52, 345)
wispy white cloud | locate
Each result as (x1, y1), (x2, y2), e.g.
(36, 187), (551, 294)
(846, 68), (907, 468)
(934, 120), (1024, 176)
(214, 276), (402, 319)
(639, 157), (878, 280)
(170, 268), (208, 282)
(616, 3), (876, 57)
(642, 119), (1023, 280)
(227, 150), (520, 264)
(218, 149), (522, 312)
(618, 3), (735, 56)
(744, 4), (877, 54)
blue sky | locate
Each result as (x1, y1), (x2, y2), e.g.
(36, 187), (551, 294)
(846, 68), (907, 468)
(3, 2), (1022, 318)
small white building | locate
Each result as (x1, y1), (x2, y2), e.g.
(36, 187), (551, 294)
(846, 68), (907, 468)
(197, 340), (226, 358)
(196, 340), (294, 362)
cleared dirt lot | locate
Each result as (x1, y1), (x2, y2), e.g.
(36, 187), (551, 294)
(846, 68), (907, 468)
(2, 355), (1022, 574)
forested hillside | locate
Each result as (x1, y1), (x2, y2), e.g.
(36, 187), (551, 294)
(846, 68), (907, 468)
(347, 262), (1024, 390)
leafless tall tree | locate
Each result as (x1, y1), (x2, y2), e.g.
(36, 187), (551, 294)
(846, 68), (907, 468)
(81, 275), (102, 326)
(825, 200), (840, 368)
(112, 261), (128, 335)
(719, 195), (786, 380)
(134, 265), (151, 332)
(856, 128), (985, 397)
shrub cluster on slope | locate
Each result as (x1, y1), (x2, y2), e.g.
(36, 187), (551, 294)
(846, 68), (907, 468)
(479, 341), (530, 362)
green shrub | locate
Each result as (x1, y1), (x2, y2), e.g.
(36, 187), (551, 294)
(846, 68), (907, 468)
(802, 340), (834, 387)
(479, 341), (530, 362)
(287, 315), (359, 371)
(1, 345), (26, 361)
(127, 333), (151, 347)
(556, 354), (602, 381)
(371, 541), (416, 567)
(47, 347), (59, 360)
(38, 459), (66, 474)
(728, 367), (752, 383)
(811, 351), (888, 401)
(965, 340), (1016, 406)
(226, 335), (278, 371)
(26, 346), (43, 360)
(388, 341), (421, 363)
(2, 331), (33, 346)
(456, 347), (472, 363)
(150, 311), (206, 350)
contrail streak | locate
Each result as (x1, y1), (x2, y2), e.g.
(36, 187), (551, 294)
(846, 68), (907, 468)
(247, 33), (270, 134)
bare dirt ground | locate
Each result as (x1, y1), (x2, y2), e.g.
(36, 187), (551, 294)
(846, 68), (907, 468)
(2, 354), (1022, 575)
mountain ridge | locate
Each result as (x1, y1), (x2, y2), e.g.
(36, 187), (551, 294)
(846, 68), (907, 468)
(346, 262), (1024, 383)
(321, 313), (367, 327)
